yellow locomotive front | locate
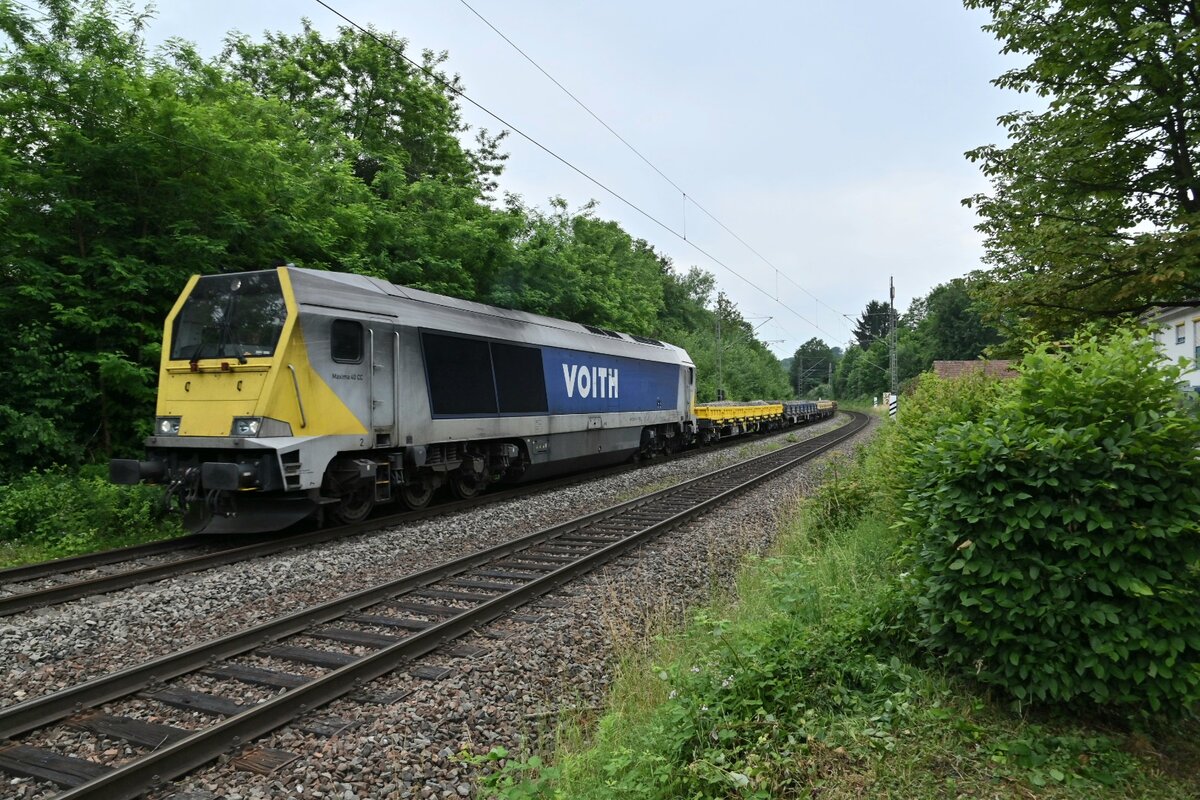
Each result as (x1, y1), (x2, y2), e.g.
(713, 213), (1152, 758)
(155, 270), (292, 438)
(110, 268), (350, 533)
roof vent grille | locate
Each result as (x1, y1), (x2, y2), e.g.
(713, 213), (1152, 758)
(583, 324), (623, 339)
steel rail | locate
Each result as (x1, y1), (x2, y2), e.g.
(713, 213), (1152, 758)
(0, 415), (840, 617)
(0, 412), (865, 742)
(0, 454), (676, 617)
(0, 538), (206, 584)
(39, 411), (867, 799)
(2, 414), (868, 797)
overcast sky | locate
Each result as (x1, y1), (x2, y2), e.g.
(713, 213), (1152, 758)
(143, 1), (1019, 356)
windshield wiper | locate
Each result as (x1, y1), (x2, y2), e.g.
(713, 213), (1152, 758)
(214, 293), (238, 362)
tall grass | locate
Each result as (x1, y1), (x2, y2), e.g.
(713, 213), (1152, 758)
(472, 421), (1200, 798)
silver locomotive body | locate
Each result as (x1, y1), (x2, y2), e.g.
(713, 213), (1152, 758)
(114, 267), (697, 532)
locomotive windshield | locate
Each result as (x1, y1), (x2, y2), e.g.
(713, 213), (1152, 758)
(170, 271), (288, 361)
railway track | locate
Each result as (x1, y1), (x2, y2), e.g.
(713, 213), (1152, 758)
(0, 411), (867, 799)
(0, 417), (837, 618)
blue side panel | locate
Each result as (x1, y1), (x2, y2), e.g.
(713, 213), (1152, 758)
(542, 346), (679, 414)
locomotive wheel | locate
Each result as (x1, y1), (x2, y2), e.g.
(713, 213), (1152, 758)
(448, 472), (483, 500)
(332, 480), (375, 524)
(401, 482), (434, 509)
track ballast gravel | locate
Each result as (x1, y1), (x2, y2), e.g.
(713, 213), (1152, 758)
(2, 413), (875, 799)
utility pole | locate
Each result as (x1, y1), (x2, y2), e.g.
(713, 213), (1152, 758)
(715, 315), (724, 402)
(889, 276), (899, 418)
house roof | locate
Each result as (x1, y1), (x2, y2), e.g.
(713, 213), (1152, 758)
(1143, 304), (1200, 323)
(932, 360), (1018, 379)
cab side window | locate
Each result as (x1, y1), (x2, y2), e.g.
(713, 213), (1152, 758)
(331, 319), (363, 363)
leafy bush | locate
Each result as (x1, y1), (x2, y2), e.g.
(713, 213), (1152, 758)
(903, 328), (1200, 711)
(876, 369), (1013, 512)
(0, 324), (95, 480)
(0, 466), (178, 558)
(807, 373), (1008, 551)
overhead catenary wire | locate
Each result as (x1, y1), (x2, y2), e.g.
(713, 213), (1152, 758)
(0, 6), (676, 291)
(456, 0), (687, 198)
(1, 4), (300, 181)
(310, 0), (843, 344)
(451, 0), (854, 331)
(6, 0), (50, 22)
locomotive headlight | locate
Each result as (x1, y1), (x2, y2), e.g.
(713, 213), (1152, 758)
(155, 417), (181, 436)
(232, 417), (262, 437)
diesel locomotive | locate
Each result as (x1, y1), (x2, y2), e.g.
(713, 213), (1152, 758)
(110, 266), (835, 534)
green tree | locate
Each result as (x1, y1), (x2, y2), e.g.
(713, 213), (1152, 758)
(965, 0), (1200, 334)
(692, 292), (788, 402)
(657, 263), (716, 339)
(852, 299), (891, 350)
(489, 199), (664, 334)
(0, 0), (794, 481)
(832, 345), (861, 399)
(905, 278), (1002, 363)
(222, 21), (500, 190)
(789, 338), (836, 397)
(220, 20), (518, 298)
(0, 325), (94, 475)
(0, 0), (520, 474)
(846, 340), (890, 399)
(834, 324), (931, 401)
(921, 279), (1000, 359)
(0, 1), (379, 466)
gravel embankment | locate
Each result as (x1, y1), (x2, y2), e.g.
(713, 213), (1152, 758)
(2, 414), (876, 799)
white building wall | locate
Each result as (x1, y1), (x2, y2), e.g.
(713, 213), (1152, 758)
(1149, 306), (1200, 392)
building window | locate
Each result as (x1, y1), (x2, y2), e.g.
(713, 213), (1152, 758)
(1176, 322), (1186, 345)
(331, 320), (363, 363)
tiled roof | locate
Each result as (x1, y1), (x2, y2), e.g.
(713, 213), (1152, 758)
(932, 360), (1018, 379)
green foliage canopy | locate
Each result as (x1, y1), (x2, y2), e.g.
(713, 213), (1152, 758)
(789, 338), (837, 397)
(0, 1), (790, 478)
(1, 1), (377, 457)
(965, 0), (1200, 334)
(910, 278), (1002, 360)
(852, 299), (891, 350)
(219, 21), (520, 298)
(834, 280), (1001, 400)
(489, 199), (664, 335)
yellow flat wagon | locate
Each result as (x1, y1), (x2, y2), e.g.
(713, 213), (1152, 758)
(693, 401), (785, 442)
